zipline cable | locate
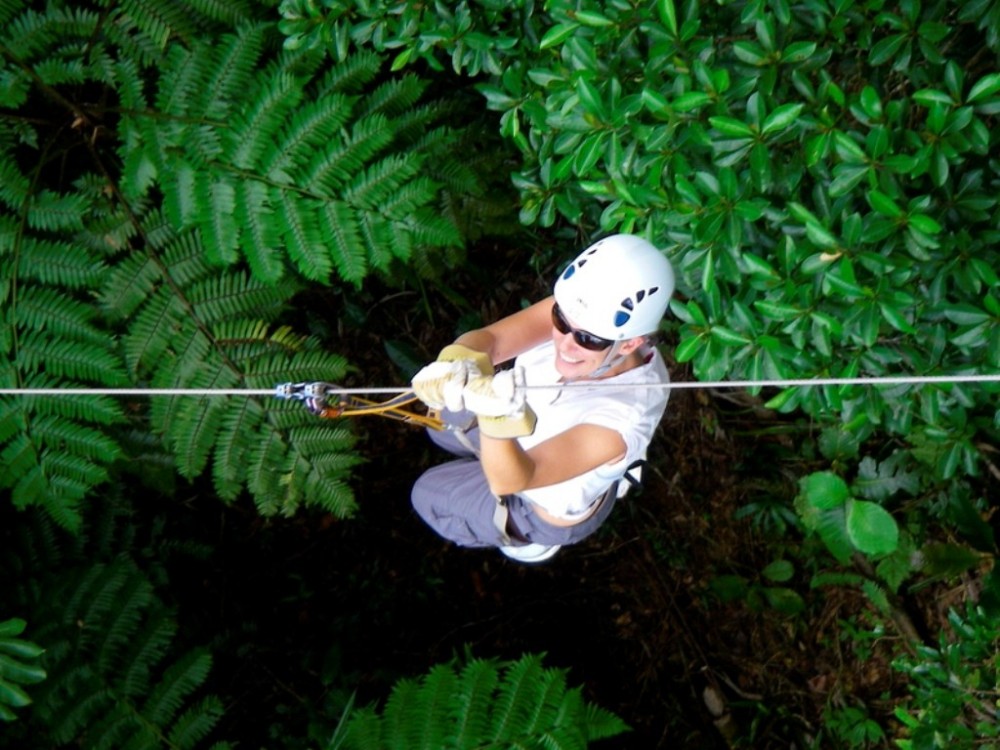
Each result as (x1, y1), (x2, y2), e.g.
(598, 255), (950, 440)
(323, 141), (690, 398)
(3, 372), (1000, 398)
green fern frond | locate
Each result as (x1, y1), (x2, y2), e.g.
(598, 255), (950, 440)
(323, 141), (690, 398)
(142, 649), (213, 727)
(319, 199), (367, 284)
(188, 272), (295, 324)
(168, 695), (226, 750)
(1, 5), (100, 62)
(453, 659), (500, 747)
(234, 180), (284, 283)
(355, 74), (427, 119)
(183, 0), (254, 25)
(211, 399), (264, 500)
(0, 155), (31, 209)
(258, 94), (355, 181)
(17, 329), (127, 384)
(223, 68), (301, 171)
(17, 237), (106, 288)
(26, 189), (86, 231)
(0, 0), (26, 30)
(191, 24), (266, 121)
(13, 287), (110, 345)
(315, 49), (382, 95)
(115, 0), (201, 49)
(344, 655), (629, 750)
(276, 191), (333, 281)
(119, 612), (177, 699)
(302, 113), (395, 193)
(98, 253), (161, 321)
(11, 525), (229, 750)
(344, 154), (421, 210)
(31, 415), (121, 461)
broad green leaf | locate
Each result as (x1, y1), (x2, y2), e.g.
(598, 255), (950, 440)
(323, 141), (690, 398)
(967, 72), (1000, 102)
(803, 471), (849, 510)
(913, 88), (955, 106)
(762, 560), (794, 582)
(867, 190), (903, 217)
(846, 498), (899, 556)
(574, 10), (613, 26)
(709, 116), (755, 137)
(674, 334), (705, 363)
(658, 0), (678, 35)
(674, 92), (712, 111)
(762, 587), (805, 615)
(539, 23), (579, 50)
(761, 103), (804, 135)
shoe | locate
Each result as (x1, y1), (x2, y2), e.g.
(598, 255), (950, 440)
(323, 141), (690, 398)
(498, 543), (561, 563)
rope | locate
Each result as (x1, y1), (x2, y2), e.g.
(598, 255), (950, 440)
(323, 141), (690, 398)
(2, 372), (1000, 398)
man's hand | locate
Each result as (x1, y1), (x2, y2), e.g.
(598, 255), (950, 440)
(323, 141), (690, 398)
(463, 368), (537, 438)
(411, 344), (493, 411)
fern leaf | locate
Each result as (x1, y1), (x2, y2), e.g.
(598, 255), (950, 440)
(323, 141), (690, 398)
(14, 286), (110, 345)
(119, 612), (178, 700)
(141, 649), (213, 727)
(225, 68), (300, 171)
(345, 655), (629, 750)
(315, 49), (382, 95)
(32, 415), (121, 461)
(168, 695), (225, 750)
(116, 0), (200, 49)
(99, 253), (161, 321)
(167, 389), (235, 479)
(491, 654), (546, 742)
(275, 190), (332, 281)
(234, 179), (284, 283)
(26, 189), (86, 231)
(319, 199), (366, 284)
(192, 25), (265, 121)
(195, 175), (239, 265)
(344, 154), (420, 210)
(259, 94), (354, 181)
(245, 429), (288, 515)
(357, 212), (394, 273)
(211, 399), (264, 500)
(122, 292), (188, 377)
(189, 272), (294, 323)
(356, 74), (427, 119)
(301, 114), (394, 194)
(183, 0), (254, 24)
(0, 153), (31, 208)
(18, 237), (106, 289)
(453, 659), (500, 748)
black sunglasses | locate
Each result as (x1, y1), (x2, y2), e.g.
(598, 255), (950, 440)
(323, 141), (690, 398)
(551, 303), (614, 351)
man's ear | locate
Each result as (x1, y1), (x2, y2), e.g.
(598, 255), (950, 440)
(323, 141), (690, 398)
(618, 336), (647, 356)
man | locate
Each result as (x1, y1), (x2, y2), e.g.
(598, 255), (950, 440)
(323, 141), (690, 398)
(410, 234), (674, 562)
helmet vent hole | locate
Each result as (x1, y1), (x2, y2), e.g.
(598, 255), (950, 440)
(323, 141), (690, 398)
(636, 290), (645, 303)
(650, 286), (659, 296)
(621, 298), (634, 311)
(614, 311), (631, 327)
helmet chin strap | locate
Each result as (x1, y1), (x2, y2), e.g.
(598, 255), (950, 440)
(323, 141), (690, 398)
(585, 341), (626, 380)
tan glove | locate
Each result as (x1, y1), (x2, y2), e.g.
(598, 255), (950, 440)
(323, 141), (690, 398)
(411, 344), (493, 411)
(463, 367), (537, 438)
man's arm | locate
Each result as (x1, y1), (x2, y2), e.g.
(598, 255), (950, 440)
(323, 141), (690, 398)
(478, 423), (626, 496)
(452, 296), (555, 366)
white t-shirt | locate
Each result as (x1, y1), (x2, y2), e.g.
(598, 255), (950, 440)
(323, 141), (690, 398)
(513, 340), (670, 519)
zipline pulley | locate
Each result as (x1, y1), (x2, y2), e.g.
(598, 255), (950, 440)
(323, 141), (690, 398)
(274, 382), (443, 429)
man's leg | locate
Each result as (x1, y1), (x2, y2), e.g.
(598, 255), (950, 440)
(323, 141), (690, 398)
(411, 457), (505, 548)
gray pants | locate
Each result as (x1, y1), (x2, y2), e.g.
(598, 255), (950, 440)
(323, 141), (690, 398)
(411, 421), (619, 549)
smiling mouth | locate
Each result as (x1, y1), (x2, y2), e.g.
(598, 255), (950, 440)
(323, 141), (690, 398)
(558, 352), (584, 365)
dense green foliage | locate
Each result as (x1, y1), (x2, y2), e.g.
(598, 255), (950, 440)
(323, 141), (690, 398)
(2, 0), (999, 746)
(340, 654), (628, 749)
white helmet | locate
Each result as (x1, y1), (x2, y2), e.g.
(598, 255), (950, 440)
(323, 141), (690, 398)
(553, 234), (675, 340)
